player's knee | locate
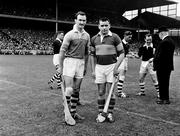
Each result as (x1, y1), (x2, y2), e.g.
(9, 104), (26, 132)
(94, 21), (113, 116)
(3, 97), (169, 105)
(119, 75), (125, 81)
(74, 87), (80, 93)
(151, 74), (158, 83)
(65, 87), (73, 96)
(98, 90), (105, 96)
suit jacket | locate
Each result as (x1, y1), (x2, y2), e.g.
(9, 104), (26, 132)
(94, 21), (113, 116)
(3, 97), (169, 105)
(153, 36), (175, 71)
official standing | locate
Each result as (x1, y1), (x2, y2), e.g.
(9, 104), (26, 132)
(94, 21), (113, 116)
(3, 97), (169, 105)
(153, 26), (175, 104)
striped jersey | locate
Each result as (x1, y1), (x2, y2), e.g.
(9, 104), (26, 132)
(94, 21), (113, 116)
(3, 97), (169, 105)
(90, 31), (123, 65)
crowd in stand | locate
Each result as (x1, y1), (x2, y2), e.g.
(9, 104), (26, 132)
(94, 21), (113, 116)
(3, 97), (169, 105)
(0, 28), (54, 55)
(1, 28), (180, 55)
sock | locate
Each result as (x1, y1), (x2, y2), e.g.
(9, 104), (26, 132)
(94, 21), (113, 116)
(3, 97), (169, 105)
(117, 80), (124, 93)
(97, 99), (105, 113)
(70, 92), (79, 114)
(66, 96), (71, 104)
(56, 73), (62, 88)
(108, 98), (116, 114)
(154, 83), (159, 94)
(117, 76), (125, 93)
(139, 82), (145, 93)
(49, 72), (59, 83)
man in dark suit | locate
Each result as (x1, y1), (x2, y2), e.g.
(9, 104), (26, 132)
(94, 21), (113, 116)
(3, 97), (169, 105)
(153, 26), (175, 104)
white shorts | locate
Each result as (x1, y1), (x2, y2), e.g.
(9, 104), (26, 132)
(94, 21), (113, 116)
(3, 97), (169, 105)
(53, 54), (60, 66)
(63, 58), (85, 79)
(139, 61), (156, 75)
(118, 57), (128, 71)
(95, 63), (115, 84)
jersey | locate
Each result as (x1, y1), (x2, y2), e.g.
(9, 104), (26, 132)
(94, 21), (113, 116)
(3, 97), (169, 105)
(90, 31), (123, 65)
(52, 39), (62, 54)
(138, 44), (154, 61)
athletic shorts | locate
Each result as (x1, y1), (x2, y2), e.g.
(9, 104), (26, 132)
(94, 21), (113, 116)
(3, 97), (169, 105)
(95, 63), (115, 84)
(63, 57), (85, 79)
(53, 54), (60, 66)
(139, 61), (156, 75)
(118, 57), (128, 71)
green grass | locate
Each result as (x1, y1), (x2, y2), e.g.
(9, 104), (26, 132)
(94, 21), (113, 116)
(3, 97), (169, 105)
(0, 55), (180, 136)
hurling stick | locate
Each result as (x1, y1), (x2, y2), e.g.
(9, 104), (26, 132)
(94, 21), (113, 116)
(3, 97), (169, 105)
(61, 76), (76, 126)
(97, 77), (117, 122)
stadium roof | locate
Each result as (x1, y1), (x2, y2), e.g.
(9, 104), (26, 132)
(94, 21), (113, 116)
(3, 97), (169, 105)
(59, 0), (176, 14)
(1, 0), (176, 15)
(129, 11), (180, 29)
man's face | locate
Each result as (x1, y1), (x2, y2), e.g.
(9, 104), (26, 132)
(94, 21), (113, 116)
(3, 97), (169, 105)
(75, 14), (87, 29)
(98, 20), (110, 35)
(124, 34), (132, 42)
(58, 33), (64, 40)
(145, 36), (152, 45)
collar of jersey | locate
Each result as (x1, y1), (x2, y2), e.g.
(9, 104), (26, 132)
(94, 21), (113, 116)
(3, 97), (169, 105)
(73, 24), (85, 34)
(143, 43), (153, 48)
(98, 31), (112, 37)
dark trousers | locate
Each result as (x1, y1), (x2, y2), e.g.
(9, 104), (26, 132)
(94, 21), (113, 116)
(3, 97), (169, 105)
(156, 70), (171, 100)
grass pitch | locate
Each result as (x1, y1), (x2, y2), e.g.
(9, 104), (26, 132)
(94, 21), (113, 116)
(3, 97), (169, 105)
(0, 55), (180, 136)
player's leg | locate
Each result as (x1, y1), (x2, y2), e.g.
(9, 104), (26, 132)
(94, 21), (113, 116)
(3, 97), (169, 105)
(69, 58), (85, 120)
(48, 65), (60, 89)
(116, 59), (128, 98)
(106, 82), (116, 123)
(137, 63), (147, 96)
(97, 83), (106, 114)
(70, 78), (85, 120)
(116, 70), (127, 97)
(137, 72), (146, 96)
(106, 63), (116, 122)
(49, 54), (62, 89)
(95, 64), (106, 122)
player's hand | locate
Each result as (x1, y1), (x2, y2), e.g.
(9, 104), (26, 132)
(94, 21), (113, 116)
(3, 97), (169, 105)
(113, 69), (119, 78)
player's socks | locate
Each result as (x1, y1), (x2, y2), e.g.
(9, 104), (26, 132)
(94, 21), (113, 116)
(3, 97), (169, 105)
(49, 72), (59, 83)
(70, 92), (79, 114)
(117, 79), (124, 94)
(56, 74), (62, 89)
(97, 99), (105, 113)
(66, 96), (71, 104)
(138, 82), (145, 95)
(108, 98), (115, 114)
(154, 83), (159, 97)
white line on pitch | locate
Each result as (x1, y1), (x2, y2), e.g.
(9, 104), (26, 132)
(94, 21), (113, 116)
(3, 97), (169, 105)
(0, 79), (31, 89)
(115, 108), (180, 126)
(0, 79), (93, 104)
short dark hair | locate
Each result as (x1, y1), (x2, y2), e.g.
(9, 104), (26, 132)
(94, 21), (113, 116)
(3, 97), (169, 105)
(75, 11), (86, 19)
(145, 33), (152, 38)
(124, 31), (132, 36)
(55, 31), (64, 37)
(99, 17), (110, 24)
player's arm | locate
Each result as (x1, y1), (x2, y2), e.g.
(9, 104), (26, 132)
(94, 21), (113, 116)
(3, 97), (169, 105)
(114, 42), (125, 77)
(84, 35), (90, 76)
(58, 34), (70, 74)
(89, 39), (96, 78)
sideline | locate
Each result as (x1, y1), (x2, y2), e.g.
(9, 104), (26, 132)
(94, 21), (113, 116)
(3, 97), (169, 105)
(0, 79), (180, 126)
